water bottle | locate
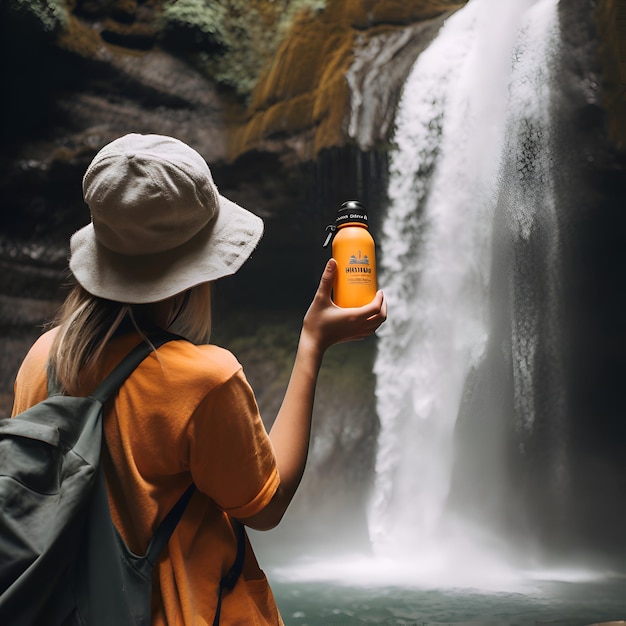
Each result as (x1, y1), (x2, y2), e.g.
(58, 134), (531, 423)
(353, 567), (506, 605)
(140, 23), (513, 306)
(322, 200), (377, 307)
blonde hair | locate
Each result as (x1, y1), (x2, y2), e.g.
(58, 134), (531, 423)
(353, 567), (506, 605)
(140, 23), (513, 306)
(49, 281), (212, 395)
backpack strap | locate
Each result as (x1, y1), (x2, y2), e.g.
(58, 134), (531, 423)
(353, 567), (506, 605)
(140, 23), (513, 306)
(90, 331), (180, 405)
(144, 483), (197, 567)
(213, 519), (246, 626)
(46, 331), (181, 402)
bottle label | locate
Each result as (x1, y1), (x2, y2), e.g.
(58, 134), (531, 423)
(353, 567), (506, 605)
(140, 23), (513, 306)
(345, 251), (372, 276)
(343, 250), (374, 295)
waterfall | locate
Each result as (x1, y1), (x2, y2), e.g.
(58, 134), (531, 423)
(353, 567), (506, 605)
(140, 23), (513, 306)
(370, 0), (561, 578)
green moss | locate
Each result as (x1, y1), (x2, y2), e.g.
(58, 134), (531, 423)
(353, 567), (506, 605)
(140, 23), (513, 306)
(159, 0), (327, 98)
(159, 0), (227, 53)
(5, 0), (68, 32)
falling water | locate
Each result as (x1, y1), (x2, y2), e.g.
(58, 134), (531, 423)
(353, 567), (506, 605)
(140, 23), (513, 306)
(369, 0), (561, 581)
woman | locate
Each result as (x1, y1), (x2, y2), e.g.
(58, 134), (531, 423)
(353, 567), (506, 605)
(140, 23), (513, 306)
(11, 133), (387, 625)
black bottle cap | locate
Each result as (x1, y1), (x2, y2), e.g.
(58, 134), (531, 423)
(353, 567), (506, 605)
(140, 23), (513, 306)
(336, 200), (368, 226)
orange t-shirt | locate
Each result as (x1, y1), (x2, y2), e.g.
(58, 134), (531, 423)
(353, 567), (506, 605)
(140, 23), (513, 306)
(12, 329), (284, 626)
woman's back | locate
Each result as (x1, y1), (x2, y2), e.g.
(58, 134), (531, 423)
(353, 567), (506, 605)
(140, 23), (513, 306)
(12, 328), (283, 625)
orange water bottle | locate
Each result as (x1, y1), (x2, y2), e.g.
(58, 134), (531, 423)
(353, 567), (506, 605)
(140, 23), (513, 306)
(322, 200), (377, 307)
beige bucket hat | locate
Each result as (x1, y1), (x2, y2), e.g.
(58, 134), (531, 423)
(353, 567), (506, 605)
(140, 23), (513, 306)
(69, 133), (264, 304)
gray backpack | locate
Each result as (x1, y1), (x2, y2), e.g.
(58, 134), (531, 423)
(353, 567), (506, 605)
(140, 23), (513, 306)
(0, 333), (244, 625)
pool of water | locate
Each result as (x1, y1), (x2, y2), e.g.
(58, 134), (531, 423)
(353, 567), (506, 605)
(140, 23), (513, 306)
(271, 580), (625, 625)
(266, 557), (626, 625)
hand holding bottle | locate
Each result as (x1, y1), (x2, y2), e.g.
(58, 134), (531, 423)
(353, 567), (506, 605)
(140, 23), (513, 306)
(302, 258), (387, 353)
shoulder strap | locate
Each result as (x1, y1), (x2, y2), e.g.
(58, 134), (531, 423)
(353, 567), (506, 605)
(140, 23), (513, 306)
(213, 519), (246, 626)
(90, 332), (180, 405)
(144, 483), (196, 565)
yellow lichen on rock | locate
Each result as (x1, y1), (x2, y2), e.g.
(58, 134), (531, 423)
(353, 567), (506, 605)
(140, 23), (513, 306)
(229, 0), (467, 162)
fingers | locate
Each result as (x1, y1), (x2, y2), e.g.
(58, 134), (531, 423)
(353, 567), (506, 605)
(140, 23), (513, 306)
(306, 262), (387, 347)
(357, 290), (387, 322)
(345, 291), (387, 339)
(316, 258), (337, 301)
(371, 290), (387, 322)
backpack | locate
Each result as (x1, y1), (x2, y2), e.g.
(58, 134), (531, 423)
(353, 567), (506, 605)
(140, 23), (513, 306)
(0, 333), (245, 625)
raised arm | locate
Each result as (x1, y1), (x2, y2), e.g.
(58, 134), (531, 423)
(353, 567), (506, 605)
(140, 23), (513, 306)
(239, 258), (387, 530)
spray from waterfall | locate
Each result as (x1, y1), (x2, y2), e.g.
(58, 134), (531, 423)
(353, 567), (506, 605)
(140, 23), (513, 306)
(369, 0), (561, 580)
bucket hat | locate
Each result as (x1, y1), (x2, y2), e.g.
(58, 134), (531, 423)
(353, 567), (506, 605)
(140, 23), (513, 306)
(69, 133), (264, 304)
